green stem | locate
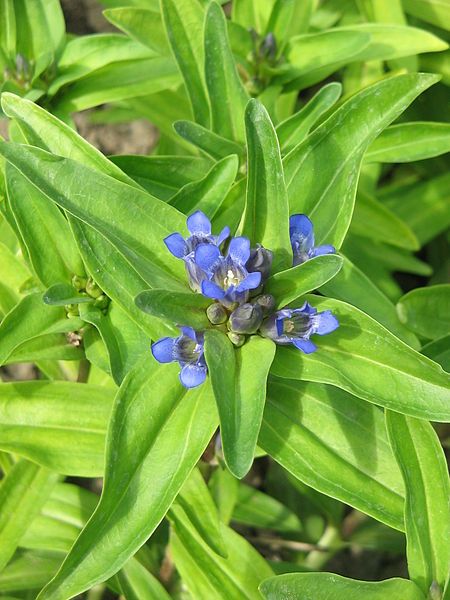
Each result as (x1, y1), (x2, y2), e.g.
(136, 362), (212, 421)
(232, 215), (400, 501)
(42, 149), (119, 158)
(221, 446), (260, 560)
(303, 524), (342, 571)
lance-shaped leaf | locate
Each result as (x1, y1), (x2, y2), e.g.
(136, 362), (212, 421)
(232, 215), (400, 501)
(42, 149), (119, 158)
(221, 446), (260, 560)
(0, 381), (113, 476)
(422, 335), (450, 372)
(0, 143), (188, 291)
(0, 460), (59, 571)
(365, 122), (450, 163)
(79, 303), (149, 385)
(386, 412), (450, 595)
(283, 73), (439, 249)
(276, 82), (342, 153)
(170, 496), (273, 600)
(397, 284), (450, 340)
(43, 283), (94, 306)
(135, 289), (211, 330)
(115, 559), (172, 600)
(241, 99), (292, 273)
(204, 1), (249, 142)
(260, 573), (425, 600)
(204, 331), (275, 478)
(259, 379), (405, 530)
(270, 296), (450, 422)
(320, 256), (419, 348)
(37, 358), (218, 600)
(403, 0), (450, 30)
(103, 8), (169, 55)
(0, 293), (83, 366)
(5, 163), (84, 286)
(0, 550), (63, 594)
(175, 468), (227, 557)
(174, 120), (244, 160)
(161, 0), (210, 127)
(169, 154), (239, 217)
(265, 254), (343, 307)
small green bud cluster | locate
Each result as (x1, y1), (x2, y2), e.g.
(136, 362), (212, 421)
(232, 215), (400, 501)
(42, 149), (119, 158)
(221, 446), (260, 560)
(65, 275), (111, 318)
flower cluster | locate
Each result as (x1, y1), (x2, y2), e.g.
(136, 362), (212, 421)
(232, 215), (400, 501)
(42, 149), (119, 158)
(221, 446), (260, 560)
(151, 211), (338, 388)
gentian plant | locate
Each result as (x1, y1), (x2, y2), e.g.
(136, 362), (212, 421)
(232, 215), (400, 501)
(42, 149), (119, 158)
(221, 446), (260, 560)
(0, 1), (449, 600)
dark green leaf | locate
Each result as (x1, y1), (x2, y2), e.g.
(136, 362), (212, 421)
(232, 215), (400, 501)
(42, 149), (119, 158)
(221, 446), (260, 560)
(135, 289), (211, 329)
(43, 283), (94, 306)
(174, 120), (244, 160)
(397, 284), (450, 340)
(205, 331), (276, 478)
(242, 99), (292, 273)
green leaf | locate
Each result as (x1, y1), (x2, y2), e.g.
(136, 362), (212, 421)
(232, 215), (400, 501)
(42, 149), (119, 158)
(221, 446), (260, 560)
(53, 57), (179, 113)
(283, 73), (439, 249)
(171, 506), (273, 600)
(161, 0), (210, 127)
(116, 559), (172, 600)
(110, 154), (212, 200)
(174, 120), (244, 160)
(265, 254), (343, 307)
(175, 468), (227, 557)
(169, 154), (239, 217)
(352, 190), (419, 251)
(0, 143), (188, 291)
(5, 162), (84, 286)
(397, 284), (450, 340)
(260, 573), (425, 600)
(276, 82), (342, 153)
(270, 295), (450, 422)
(366, 122), (450, 163)
(241, 99), (292, 272)
(403, 0), (450, 31)
(0, 460), (59, 570)
(231, 0), (273, 32)
(135, 289), (211, 329)
(43, 283), (94, 306)
(204, 1), (249, 142)
(205, 331), (276, 478)
(0, 551), (62, 593)
(0, 381), (113, 476)
(232, 483), (302, 533)
(320, 256), (420, 348)
(208, 467), (239, 525)
(79, 303), (149, 384)
(381, 172), (450, 247)
(37, 359), (218, 600)
(0, 0), (16, 66)
(422, 335), (450, 372)
(259, 379), (405, 530)
(0, 293), (82, 366)
(386, 412), (450, 593)
(48, 34), (154, 95)
(103, 8), (169, 55)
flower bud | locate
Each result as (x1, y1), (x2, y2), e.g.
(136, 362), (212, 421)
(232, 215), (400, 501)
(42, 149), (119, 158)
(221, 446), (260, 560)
(72, 275), (87, 291)
(246, 244), (273, 282)
(228, 332), (246, 347)
(206, 303), (228, 325)
(254, 294), (276, 315)
(94, 294), (109, 310)
(228, 303), (263, 334)
(260, 33), (277, 61)
(86, 277), (102, 298)
(428, 582), (442, 600)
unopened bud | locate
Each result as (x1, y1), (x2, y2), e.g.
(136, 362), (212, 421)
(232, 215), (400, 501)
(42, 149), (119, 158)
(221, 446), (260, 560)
(228, 303), (263, 334)
(228, 332), (246, 347)
(428, 582), (442, 600)
(94, 294), (109, 310)
(86, 277), (102, 298)
(207, 303), (228, 325)
(254, 294), (276, 315)
(72, 275), (87, 291)
(260, 33), (277, 61)
(246, 244), (273, 282)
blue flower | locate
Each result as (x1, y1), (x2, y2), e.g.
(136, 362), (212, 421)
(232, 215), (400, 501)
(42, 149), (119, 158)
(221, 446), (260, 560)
(290, 214), (335, 266)
(164, 210), (230, 292)
(151, 326), (207, 388)
(194, 237), (262, 308)
(259, 301), (339, 353)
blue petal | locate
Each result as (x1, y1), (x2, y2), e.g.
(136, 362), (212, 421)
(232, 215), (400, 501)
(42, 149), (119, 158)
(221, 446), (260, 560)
(295, 302), (316, 316)
(195, 243), (221, 273)
(179, 363), (207, 388)
(201, 280), (226, 300)
(164, 233), (186, 258)
(180, 326), (197, 341)
(311, 244), (336, 257)
(292, 338), (317, 353)
(151, 337), (175, 363)
(290, 214), (314, 250)
(187, 210), (211, 235)
(217, 226), (230, 246)
(276, 316), (284, 337)
(315, 310), (339, 335)
(235, 270), (261, 292)
(228, 236), (251, 265)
